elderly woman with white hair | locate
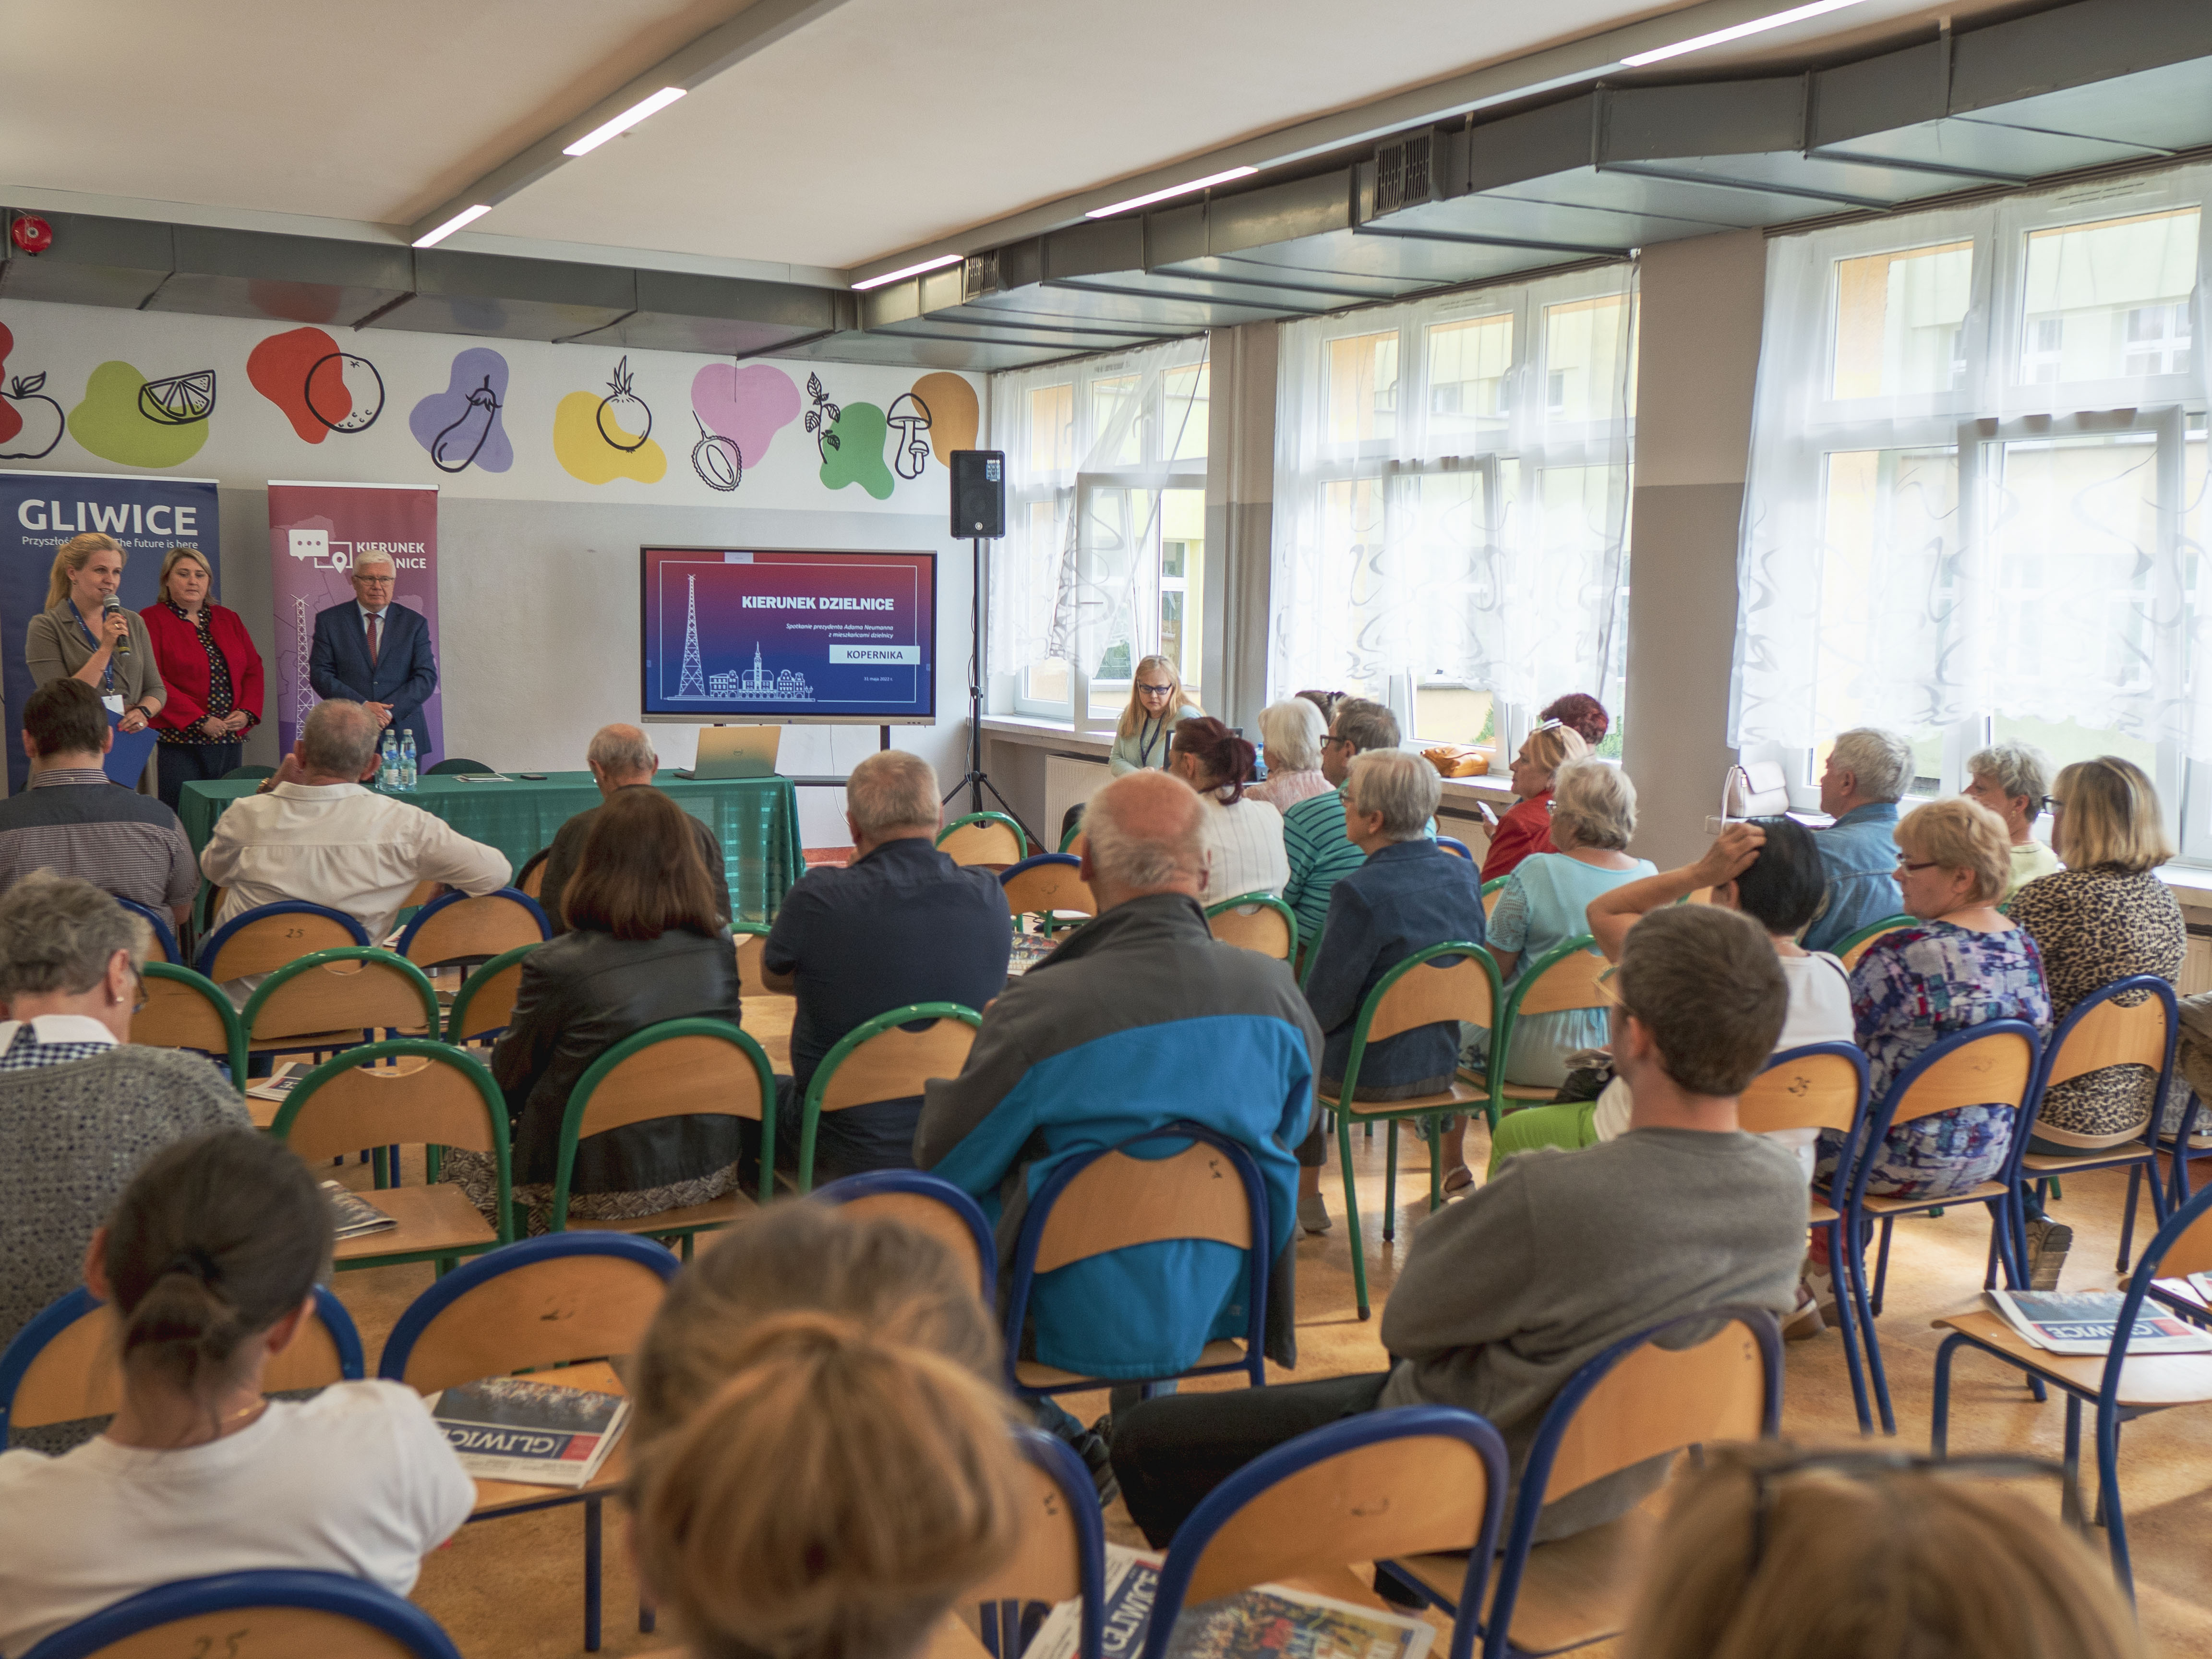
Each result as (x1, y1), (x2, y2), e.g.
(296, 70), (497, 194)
(1249, 698), (1332, 814)
(1963, 739), (2060, 898)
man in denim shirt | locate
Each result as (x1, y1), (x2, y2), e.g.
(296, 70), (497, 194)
(1298, 749), (1486, 1233)
(1800, 727), (1912, 954)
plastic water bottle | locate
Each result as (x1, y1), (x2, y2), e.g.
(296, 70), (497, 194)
(400, 731), (418, 791)
(379, 731), (397, 791)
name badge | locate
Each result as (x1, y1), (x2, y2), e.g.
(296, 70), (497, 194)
(101, 696), (125, 717)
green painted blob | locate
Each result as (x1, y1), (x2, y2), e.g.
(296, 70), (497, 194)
(69, 361), (209, 467)
(818, 401), (893, 499)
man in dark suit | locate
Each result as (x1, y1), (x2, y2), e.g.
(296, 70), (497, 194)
(307, 552), (437, 762)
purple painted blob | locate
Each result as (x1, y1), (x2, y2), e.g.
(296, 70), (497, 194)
(409, 347), (513, 473)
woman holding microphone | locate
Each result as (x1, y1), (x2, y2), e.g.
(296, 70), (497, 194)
(24, 533), (166, 748)
(141, 545), (264, 809)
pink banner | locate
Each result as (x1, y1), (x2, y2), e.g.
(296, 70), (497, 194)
(266, 481), (442, 758)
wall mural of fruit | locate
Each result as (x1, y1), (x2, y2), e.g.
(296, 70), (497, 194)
(553, 355), (666, 485)
(249, 327), (385, 443)
(689, 363), (799, 490)
(818, 401), (893, 499)
(409, 347), (513, 473)
(0, 323), (64, 460)
(690, 416), (741, 491)
(911, 372), (978, 467)
(68, 360), (211, 467)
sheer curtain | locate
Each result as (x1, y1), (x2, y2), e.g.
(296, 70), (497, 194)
(1731, 165), (2212, 786)
(1269, 265), (1637, 738)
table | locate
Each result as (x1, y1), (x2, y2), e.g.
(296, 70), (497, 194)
(178, 770), (804, 929)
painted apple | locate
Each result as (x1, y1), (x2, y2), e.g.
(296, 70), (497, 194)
(0, 324), (62, 459)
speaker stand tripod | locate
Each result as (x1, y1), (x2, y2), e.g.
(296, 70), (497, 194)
(941, 534), (1038, 846)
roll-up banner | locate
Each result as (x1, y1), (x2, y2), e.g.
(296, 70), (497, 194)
(266, 481), (441, 758)
(0, 470), (222, 796)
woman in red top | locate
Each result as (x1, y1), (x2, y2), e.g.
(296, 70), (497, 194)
(141, 546), (266, 811)
(1479, 718), (1589, 882)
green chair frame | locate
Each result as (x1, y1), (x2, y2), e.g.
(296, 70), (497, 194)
(1457, 932), (1612, 1135)
(442, 943), (541, 1046)
(140, 961), (248, 1086)
(1834, 913), (1917, 965)
(1058, 820), (1085, 854)
(938, 811), (1029, 863)
(1204, 892), (1300, 962)
(238, 946), (442, 1054)
(794, 1002), (983, 1192)
(272, 1039), (513, 1272)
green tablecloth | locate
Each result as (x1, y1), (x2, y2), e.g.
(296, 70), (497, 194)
(178, 771), (804, 929)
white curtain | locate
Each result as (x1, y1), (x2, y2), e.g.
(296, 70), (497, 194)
(1268, 265), (1637, 718)
(1731, 164), (2212, 760)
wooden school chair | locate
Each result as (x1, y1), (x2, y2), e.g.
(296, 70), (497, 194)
(395, 886), (549, 975)
(1460, 933), (1614, 1130)
(16, 1570), (464, 1659)
(378, 1233), (680, 1653)
(732, 922), (780, 1000)
(271, 1040), (510, 1273)
(136, 962), (248, 1086)
(792, 1003), (980, 1192)
(813, 1169), (998, 1302)
(442, 942), (539, 1047)
(1205, 892), (1298, 961)
(1385, 1308), (1783, 1659)
(1143, 1405), (1508, 1659)
(1836, 914), (1915, 972)
(550, 1017), (777, 1251)
(0, 1286), (361, 1442)
(938, 811), (1029, 870)
(970, 1429), (1108, 1659)
(195, 899), (368, 982)
(516, 848), (549, 901)
(1001, 854), (1096, 935)
(237, 947), (442, 1060)
(115, 895), (179, 964)
(1481, 875), (1506, 918)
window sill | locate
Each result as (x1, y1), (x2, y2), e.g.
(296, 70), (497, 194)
(980, 716), (1116, 759)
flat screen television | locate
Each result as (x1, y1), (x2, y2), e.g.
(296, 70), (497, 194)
(640, 546), (937, 725)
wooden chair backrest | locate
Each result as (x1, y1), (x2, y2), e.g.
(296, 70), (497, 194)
(1892, 1028), (2038, 1127)
(57, 1603), (432, 1659)
(1483, 885), (1505, 919)
(249, 958), (428, 1041)
(1540, 1321), (1768, 1504)
(733, 930), (779, 1000)
(1180, 1434), (1497, 1607)
(2156, 1203), (2212, 1280)
(206, 912), (361, 981)
(1208, 903), (1292, 960)
(1515, 943), (1613, 1018)
(446, 959), (526, 1044)
(517, 855), (548, 900)
(1004, 865), (1096, 921)
(969, 1456), (1086, 1608)
(821, 1019), (977, 1113)
(134, 972), (232, 1055)
(576, 1032), (766, 1136)
(279, 1055), (499, 1162)
(404, 895), (541, 969)
(940, 820), (1025, 869)
(388, 1252), (670, 1394)
(1033, 1143), (1250, 1274)
(1367, 952), (1494, 1043)
(1840, 924), (1910, 972)
(1738, 1050), (1864, 1137)
(401, 880), (440, 912)
(10, 1302), (349, 1430)
(2047, 994), (2169, 1089)
(834, 1190), (989, 1301)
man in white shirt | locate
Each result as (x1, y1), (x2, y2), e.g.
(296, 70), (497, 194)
(200, 698), (509, 951)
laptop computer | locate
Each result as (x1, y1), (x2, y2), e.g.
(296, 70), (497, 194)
(677, 725), (781, 780)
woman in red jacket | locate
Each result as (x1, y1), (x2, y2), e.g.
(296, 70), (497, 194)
(1479, 718), (1590, 882)
(142, 546), (266, 811)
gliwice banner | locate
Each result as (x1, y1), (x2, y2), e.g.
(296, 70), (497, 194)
(0, 470), (222, 795)
(266, 481), (441, 759)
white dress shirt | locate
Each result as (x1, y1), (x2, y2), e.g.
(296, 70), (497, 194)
(1198, 794), (1290, 902)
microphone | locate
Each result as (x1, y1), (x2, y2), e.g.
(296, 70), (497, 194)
(103, 597), (131, 657)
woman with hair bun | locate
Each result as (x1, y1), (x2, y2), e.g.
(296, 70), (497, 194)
(1170, 714), (1287, 900)
(0, 1130), (473, 1657)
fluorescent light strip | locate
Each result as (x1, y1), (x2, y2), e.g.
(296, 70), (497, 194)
(412, 204), (493, 249)
(562, 87), (688, 156)
(1620, 0), (1874, 66)
(1085, 166), (1259, 220)
(851, 253), (964, 292)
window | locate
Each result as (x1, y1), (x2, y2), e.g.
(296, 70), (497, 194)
(1273, 267), (1636, 754)
(1734, 167), (2212, 858)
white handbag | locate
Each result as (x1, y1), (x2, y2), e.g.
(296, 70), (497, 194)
(1723, 759), (1791, 820)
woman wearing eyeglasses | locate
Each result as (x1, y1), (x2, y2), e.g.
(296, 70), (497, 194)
(1106, 655), (1201, 778)
(1480, 719), (1590, 882)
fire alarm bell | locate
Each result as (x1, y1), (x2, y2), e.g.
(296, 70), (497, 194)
(9, 215), (53, 256)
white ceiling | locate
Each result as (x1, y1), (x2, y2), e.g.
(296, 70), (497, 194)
(0, 0), (2041, 276)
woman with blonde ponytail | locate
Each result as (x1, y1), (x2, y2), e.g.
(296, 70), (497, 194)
(0, 1131), (473, 1658)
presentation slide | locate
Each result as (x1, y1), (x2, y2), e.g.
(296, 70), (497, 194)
(640, 546), (937, 724)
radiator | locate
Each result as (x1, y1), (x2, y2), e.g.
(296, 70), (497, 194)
(2185, 927), (2212, 998)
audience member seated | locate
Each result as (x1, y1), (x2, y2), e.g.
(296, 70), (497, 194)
(1539, 690), (1611, 751)
(0, 873), (246, 1370)
(198, 698), (509, 964)
(1283, 697), (1410, 948)
(1248, 697), (1331, 814)
(540, 722), (728, 936)
(1802, 726), (1913, 952)
(0, 1130), (472, 1657)
(458, 787), (742, 1234)
(1111, 905), (1806, 1547)
(1106, 653), (1201, 778)
(1620, 1443), (2145, 1659)
(1171, 716), (1286, 900)
(1297, 750), (1485, 1232)
(0, 680), (196, 926)
(1964, 738), (2060, 899)
(1480, 718), (1590, 883)
(754, 751), (1008, 1183)
(916, 771), (1320, 1427)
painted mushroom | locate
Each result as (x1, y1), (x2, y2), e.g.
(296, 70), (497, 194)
(886, 392), (933, 481)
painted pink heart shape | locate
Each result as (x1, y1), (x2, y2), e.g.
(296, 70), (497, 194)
(691, 364), (801, 472)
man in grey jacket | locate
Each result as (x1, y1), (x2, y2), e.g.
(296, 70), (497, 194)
(1110, 902), (1808, 1546)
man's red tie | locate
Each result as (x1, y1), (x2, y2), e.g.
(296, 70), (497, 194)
(367, 613), (380, 664)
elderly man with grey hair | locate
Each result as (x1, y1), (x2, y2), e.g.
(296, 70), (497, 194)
(307, 548), (440, 759)
(1801, 726), (1915, 954)
(1296, 747), (1487, 1233)
(1963, 738), (2060, 898)
(540, 723), (729, 936)
(739, 749), (1007, 1184)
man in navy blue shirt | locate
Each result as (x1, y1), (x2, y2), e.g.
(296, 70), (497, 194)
(1299, 748), (1486, 1232)
(757, 750), (1010, 1182)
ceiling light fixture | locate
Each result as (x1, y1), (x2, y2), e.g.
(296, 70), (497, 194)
(412, 204), (493, 249)
(852, 253), (965, 292)
(1084, 166), (1259, 220)
(1620, 0), (1875, 66)
(562, 87), (689, 156)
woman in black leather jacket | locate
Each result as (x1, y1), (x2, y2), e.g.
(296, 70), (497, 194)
(481, 786), (743, 1233)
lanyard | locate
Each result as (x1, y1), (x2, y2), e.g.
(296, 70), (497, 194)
(1135, 714), (1169, 768)
(67, 601), (116, 694)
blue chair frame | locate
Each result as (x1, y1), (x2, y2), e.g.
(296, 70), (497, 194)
(1000, 1121), (1270, 1399)
(983, 1428), (1107, 1659)
(1000, 853), (1090, 935)
(194, 900), (370, 976)
(1435, 835), (1474, 861)
(813, 1169), (999, 1303)
(114, 895), (180, 965)
(1, 1285), (362, 1441)
(20, 1569), (463, 1659)
(1144, 1406), (1509, 1659)
(392, 885), (551, 962)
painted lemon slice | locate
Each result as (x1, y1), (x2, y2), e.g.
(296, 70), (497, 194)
(139, 369), (216, 425)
